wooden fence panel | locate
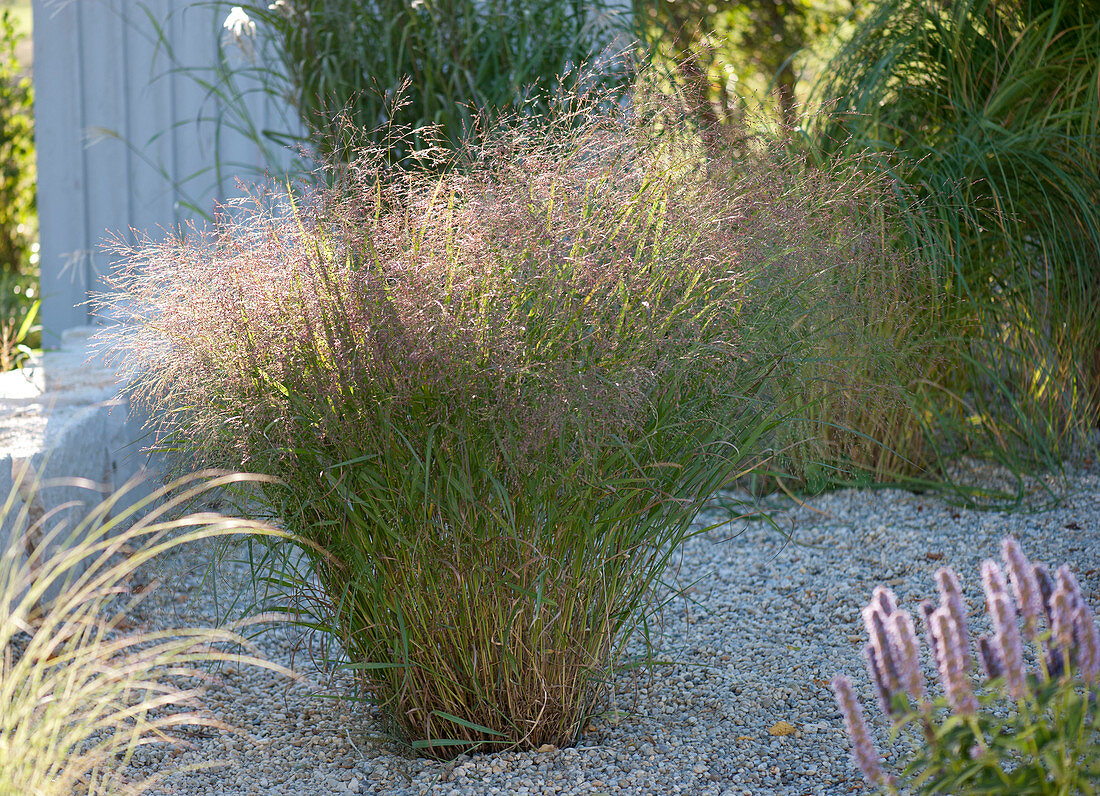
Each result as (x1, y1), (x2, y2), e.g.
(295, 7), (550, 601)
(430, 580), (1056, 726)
(31, 0), (630, 344)
(33, 0), (300, 344)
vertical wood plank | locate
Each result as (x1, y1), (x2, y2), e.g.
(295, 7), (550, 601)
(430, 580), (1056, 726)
(169, 2), (219, 228)
(34, 0), (305, 343)
(33, 0), (89, 345)
(81, 0), (130, 301)
(123, 0), (177, 246)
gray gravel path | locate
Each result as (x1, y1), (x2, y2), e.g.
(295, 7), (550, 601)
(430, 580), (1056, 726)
(124, 456), (1100, 796)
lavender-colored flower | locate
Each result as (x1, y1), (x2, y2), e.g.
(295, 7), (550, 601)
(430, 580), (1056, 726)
(1071, 602), (1099, 683)
(1001, 538), (1042, 639)
(977, 634), (1003, 681)
(988, 591), (1027, 699)
(1051, 586), (1075, 651)
(936, 567), (972, 671)
(920, 599), (942, 672)
(872, 585), (898, 617)
(981, 559), (1009, 603)
(1056, 565), (1084, 600)
(931, 606), (977, 715)
(864, 643), (895, 720)
(1034, 563), (1055, 626)
(832, 674), (888, 787)
(888, 609), (926, 706)
(980, 559), (1028, 697)
(863, 603), (901, 697)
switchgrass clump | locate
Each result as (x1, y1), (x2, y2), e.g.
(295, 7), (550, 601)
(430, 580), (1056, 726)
(100, 89), (943, 756)
(1, 472), (292, 795)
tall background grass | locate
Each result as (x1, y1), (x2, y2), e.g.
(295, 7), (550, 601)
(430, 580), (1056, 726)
(811, 0), (1100, 474)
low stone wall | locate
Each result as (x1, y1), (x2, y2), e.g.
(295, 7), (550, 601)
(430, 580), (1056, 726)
(0, 326), (160, 597)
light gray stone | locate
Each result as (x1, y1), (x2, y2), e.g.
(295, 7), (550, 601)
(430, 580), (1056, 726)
(0, 325), (161, 603)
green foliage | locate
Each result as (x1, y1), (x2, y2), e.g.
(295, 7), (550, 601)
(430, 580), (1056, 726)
(813, 0), (1100, 464)
(895, 675), (1100, 795)
(223, 0), (632, 166)
(0, 268), (36, 371)
(0, 8), (36, 371)
(0, 472), (291, 796)
(636, 0), (856, 129)
(0, 8), (32, 276)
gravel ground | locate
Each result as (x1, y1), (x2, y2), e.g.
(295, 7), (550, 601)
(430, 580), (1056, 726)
(121, 456), (1100, 796)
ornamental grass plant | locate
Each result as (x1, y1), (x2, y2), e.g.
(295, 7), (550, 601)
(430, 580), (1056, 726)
(813, 0), (1100, 469)
(0, 472), (291, 796)
(99, 88), (942, 757)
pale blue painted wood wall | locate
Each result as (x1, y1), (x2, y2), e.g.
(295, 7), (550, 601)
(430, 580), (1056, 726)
(32, 0), (300, 346)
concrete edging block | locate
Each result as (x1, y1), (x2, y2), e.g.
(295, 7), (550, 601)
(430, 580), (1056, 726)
(1, 326), (163, 600)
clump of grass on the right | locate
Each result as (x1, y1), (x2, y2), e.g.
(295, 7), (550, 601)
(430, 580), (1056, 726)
(711, 125), (951, 490)
(813, 0), (1100, 475)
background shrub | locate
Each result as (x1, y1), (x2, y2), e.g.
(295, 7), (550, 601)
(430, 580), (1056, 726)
(635, 0), (858, 129)
(220, 0), (632, 167)
(0, 7), (37, 371)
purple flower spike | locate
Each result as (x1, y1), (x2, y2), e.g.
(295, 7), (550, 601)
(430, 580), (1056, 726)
(931, 606), (977, 715)
(1001, 538), (1042, 639)
(978, 634), (1003, 681)
(888, 609), (926, 706)
(863, 604), (901, 697)
(988, 591), (1027, 699)
(935, 567), (972, 671)
(864, 643), (894, 720)
(981, 559), (1009, 603)
(920, 599), (942, 672)
(1056, 565), (1083, 597)
(1056, 566), (1086, 617)
(1071, 603), (1099, 683)
(1051, 586), (1075, 651)
(1034, 563), (1056, 626)
(873, 585), (898, 617)
(832, 674), (887, 787)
